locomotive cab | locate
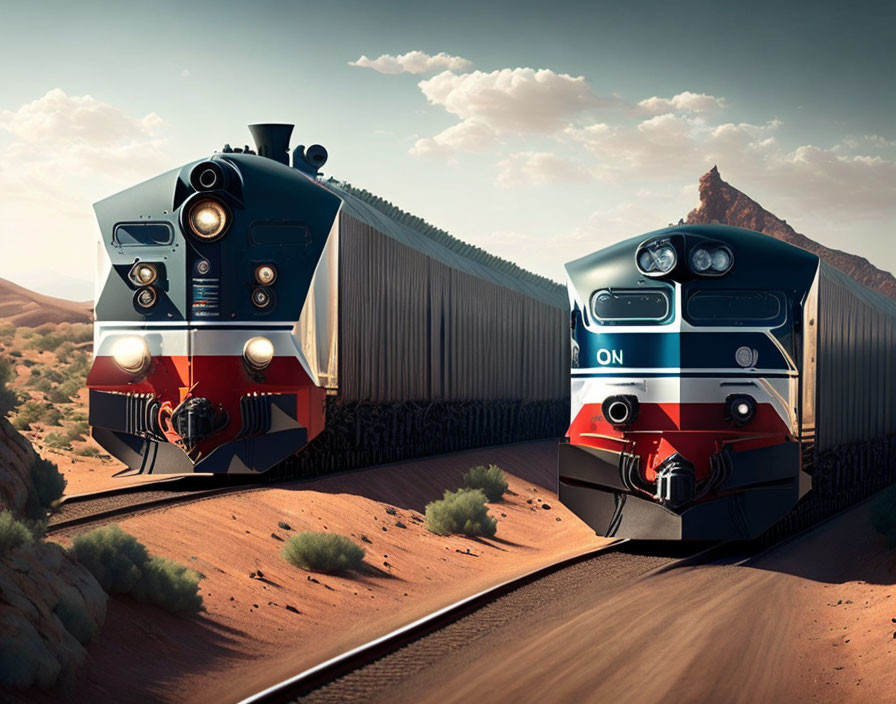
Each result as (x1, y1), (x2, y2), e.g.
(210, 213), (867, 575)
(560, 225), (820, 540)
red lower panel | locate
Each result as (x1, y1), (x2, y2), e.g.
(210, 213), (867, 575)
(568, 402), (792, 480)
(87, 355), (325, 453)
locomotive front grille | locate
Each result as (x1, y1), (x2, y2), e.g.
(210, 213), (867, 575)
(237, 394), (275, 438)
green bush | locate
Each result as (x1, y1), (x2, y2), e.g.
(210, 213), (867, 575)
(72, 525), (148, 593)
(462, 464), (508, 502)
(0, 325), (14, 343)
(425, 488), (497, 538)
(43, 432), (72, 450)
(75, 445), (101, 457)
(72, 525), (202, 613)
(53, 589), (99, 643)
(65, 421), (89, 442)
(281, 532), (365, 572)
(30, 456), (66, 508)
(870, 483), (896, 546)
(0, 511), (33, 554)
(28, 333), (65, 353)
(13, 401), (63, 430)
(132, 556), (202, 613)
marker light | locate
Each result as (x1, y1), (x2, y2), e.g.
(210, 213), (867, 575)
(112, 336), (151, 375)
(129, 262), (158, 286)
(726, 394), (756, 426)
(254, 264), (277, 285)
(690, 248), (712, 272)
(134, 287), (158, 309)
(243, 336), (274, 370)
(251, 287), (273, 309)
(187, 198), (229, 240)
(735, 346), (757, 368)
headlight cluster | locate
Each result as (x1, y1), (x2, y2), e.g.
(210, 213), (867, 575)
(637, 244), (677, 275)
(689, 245), (733, 275)
(251, 264), (277, 310)
(128, 262), (161, 311)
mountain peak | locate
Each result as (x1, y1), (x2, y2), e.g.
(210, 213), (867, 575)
(686, 169), (896, 299)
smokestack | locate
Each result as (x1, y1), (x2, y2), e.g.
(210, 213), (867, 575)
(248, 123), (294, 165)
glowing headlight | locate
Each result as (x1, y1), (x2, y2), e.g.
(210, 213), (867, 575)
(112, 336), (150, 375)
(711, 248), (732, 272)
(254, 264), (277, 285)
(690, 248), (712, 272)
(187, 198), (229, 240)
(243, 336), (274, 370)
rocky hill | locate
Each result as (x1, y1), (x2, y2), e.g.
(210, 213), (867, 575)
(686, 166), (896, 299)
(0, 278), (92, 327)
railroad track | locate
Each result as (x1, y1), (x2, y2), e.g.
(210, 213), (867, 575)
(239, 539), (727, 704)
(46, 477), (262, 535)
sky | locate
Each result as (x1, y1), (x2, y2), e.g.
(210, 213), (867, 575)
(0, 0), (893, 300)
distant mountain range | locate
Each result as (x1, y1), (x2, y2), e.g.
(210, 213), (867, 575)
(687, 166), (896, 300)
(0, 277), (93, 327)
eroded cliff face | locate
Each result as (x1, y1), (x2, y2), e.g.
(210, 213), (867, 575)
(0, 416), (107, 691)
(0, 418), (37, 515)
(686, 166), (896, 299)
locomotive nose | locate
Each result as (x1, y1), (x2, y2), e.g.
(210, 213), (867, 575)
(160, 397), (228, 450)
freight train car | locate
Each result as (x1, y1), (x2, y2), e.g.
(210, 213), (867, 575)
(560, 225), (896, 540)
(87, 124), (568, 476)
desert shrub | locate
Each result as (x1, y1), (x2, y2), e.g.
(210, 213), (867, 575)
(71, 525), (149, 593)
(56, 341), (77, 363)
(462, 464), (508, 502)
(281, 532), (365, 572)
(56, 377), (83, 401)
(30, 456), (66, 507)
(870, 483), (896, 546)
(0, 325), (14, 343)
(72, 525), (203, 613)
(65, 421), (89, 442)
(425, 488), (497, 538)
(43, 432), (72, 450)
(29, 333), (66, 353)
(18, 329), (34, 340)
(64, 323), (93, 344)
(75, 445), (101, 457)
(132, 555), (202, 613)
(0, 511), (33, 554)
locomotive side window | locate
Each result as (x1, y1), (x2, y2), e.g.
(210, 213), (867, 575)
(686, 290), (785, 326)
(591, 289), (670, 324)
(113, 223), (174, 246)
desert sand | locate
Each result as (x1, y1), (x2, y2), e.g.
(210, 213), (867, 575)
(374, 500), (896, 704)
(25, 440), (609, 703)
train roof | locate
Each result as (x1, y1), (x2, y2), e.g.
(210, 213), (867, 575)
(321, 179), (567, 309)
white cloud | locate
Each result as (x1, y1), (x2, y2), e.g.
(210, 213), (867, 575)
(637, 91), (725, 114)
(496, 151), (592, 188)
(0, 89), (171, 298)
(349, 51), (472, 74)
(409, 119), (496, 158)
(417, 68), (614, 135)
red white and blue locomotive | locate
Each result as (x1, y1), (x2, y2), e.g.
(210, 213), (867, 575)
(560, 224), (896, 540)
(87, 124), (569, 476)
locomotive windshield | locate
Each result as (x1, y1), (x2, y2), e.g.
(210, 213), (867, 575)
(686, 290), (785, 326)
(591, 289), (670, 324)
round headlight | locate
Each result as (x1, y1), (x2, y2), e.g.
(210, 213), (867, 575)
(187, 198), (229, 240)
(637, 250), (655, 273)
(251, 287), (273, 309)
(691, 248), (712, 272)
(711, 248), (732, 272)
(735, 346), (756, 368)
(653, 245), (677, 273)
(243, 336), (274, 370)
(726, 394), (756, 426)
(112, 336), (150, 375)
(254, 265), (277, 286)
(134, 287), (158, 310)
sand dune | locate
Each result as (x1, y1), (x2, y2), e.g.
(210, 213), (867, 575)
(0, 277), (92, 327)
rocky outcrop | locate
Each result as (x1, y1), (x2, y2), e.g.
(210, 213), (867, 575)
(687, 167), (896, 299)
(0, 416), (107, 691)
(0, 539), (107, 689)
(0, 418), (37, 516)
